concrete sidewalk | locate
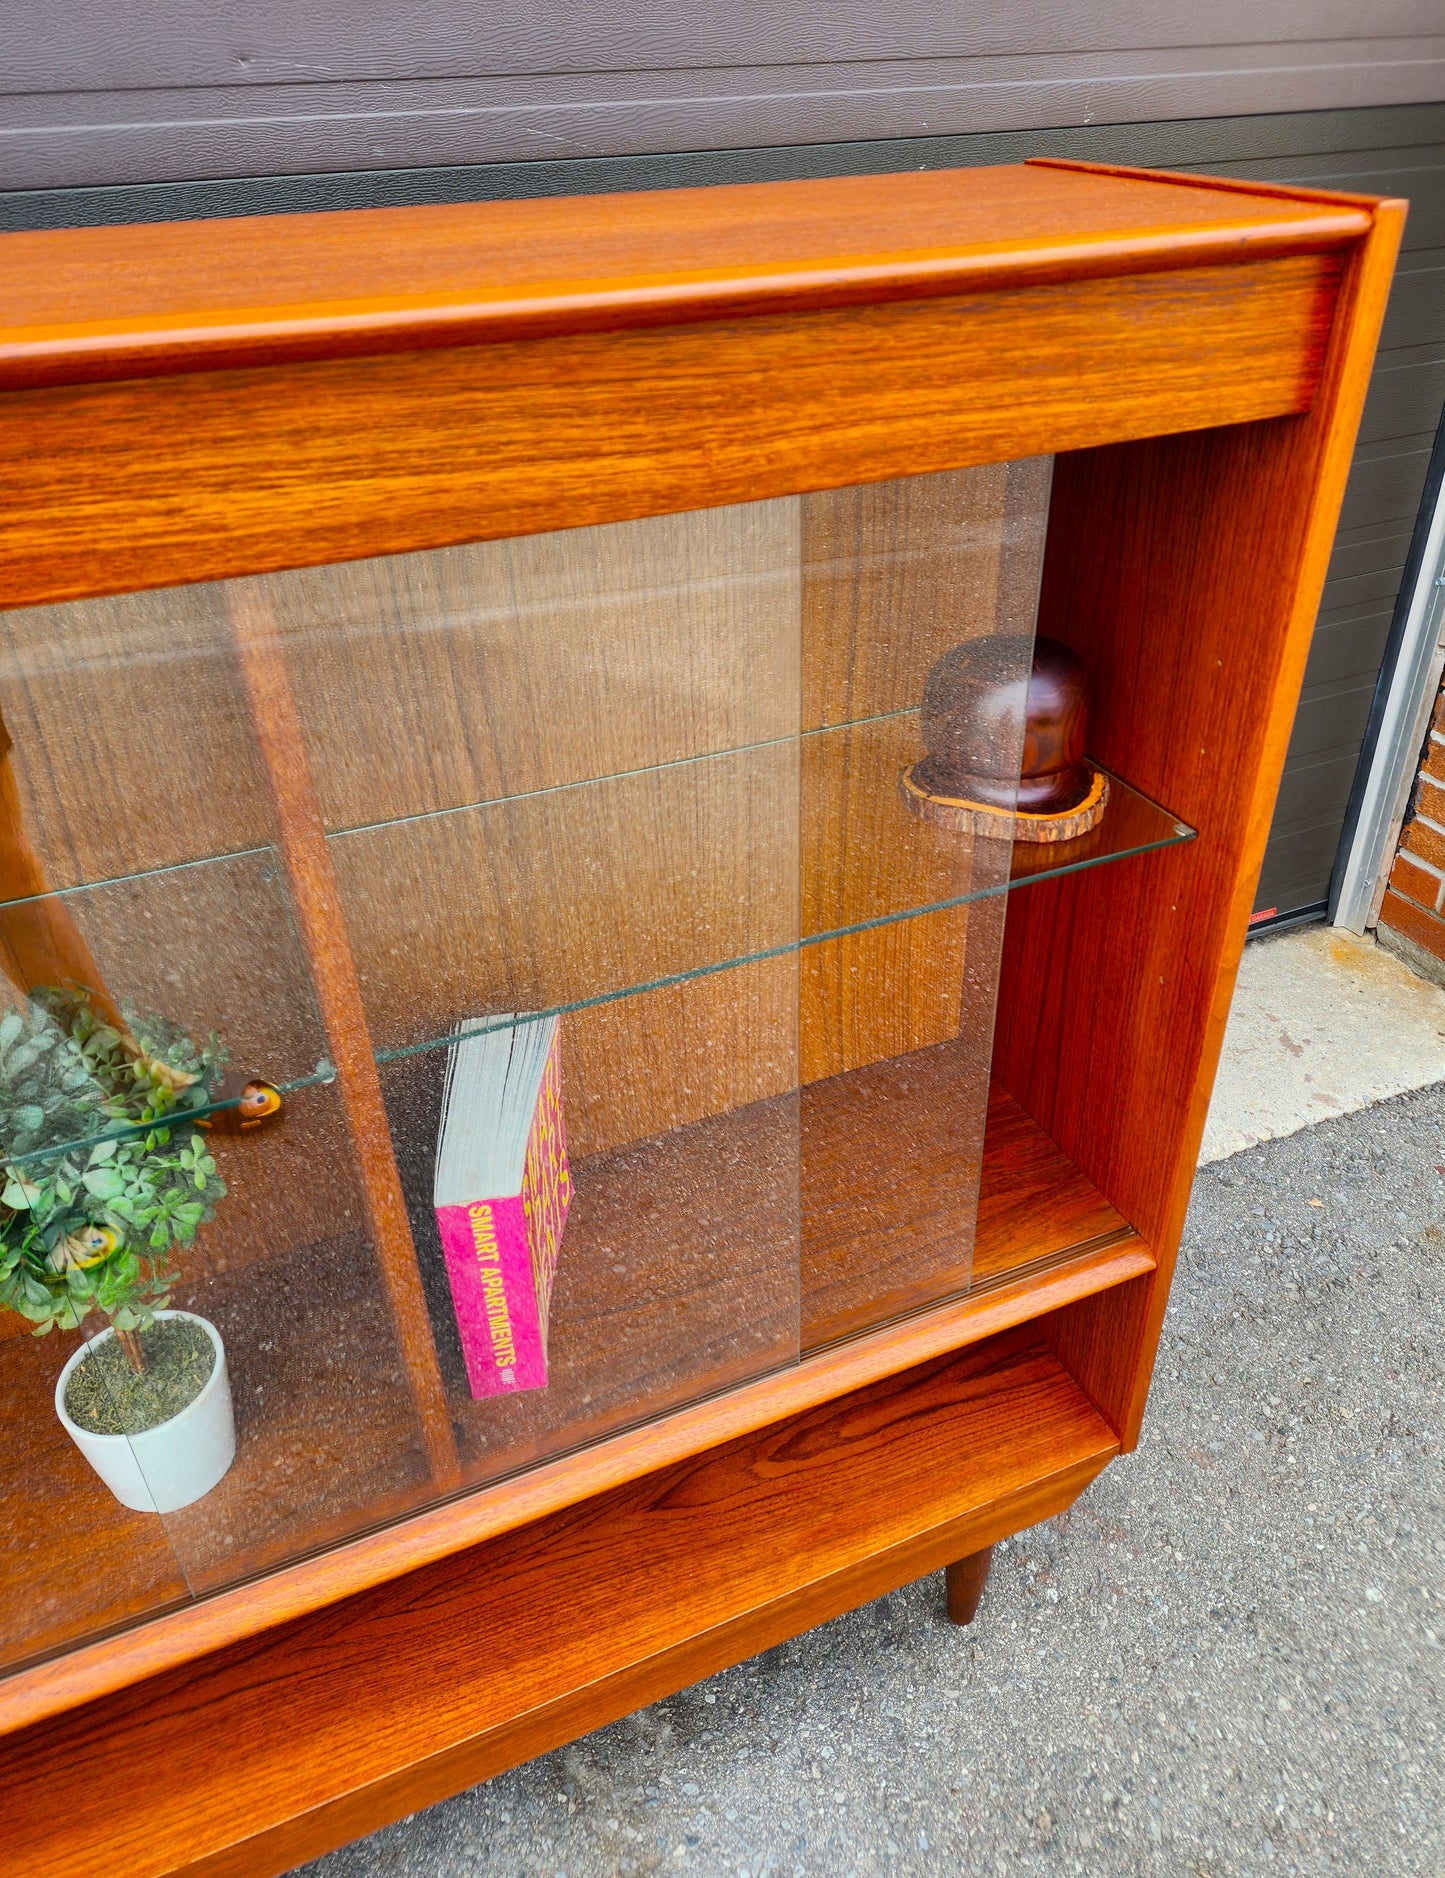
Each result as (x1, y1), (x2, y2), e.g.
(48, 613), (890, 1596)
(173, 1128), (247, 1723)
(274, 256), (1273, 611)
(1201, 924), (1445, 1162)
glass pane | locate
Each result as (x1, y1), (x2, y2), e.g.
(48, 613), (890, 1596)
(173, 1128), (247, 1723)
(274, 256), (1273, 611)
(797, 461), (1047, 1344)
(267, 496), (805, 1487)
(269, 465), (1046, 1381)
(0, 456), (1198, 1678)
(0, 597), (438, 1662)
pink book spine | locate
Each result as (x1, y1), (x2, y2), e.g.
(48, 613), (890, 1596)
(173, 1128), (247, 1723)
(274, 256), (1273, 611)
(521, 1026), (572, 1344)
(436, 1194), (547, 1398)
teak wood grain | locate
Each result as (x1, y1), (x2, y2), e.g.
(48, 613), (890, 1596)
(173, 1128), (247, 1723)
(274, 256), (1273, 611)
(2, 254), (1338, 609)
(992, 193), (1406, 1446)
(0, 581), (272, 890)
(272, 499), (800, 833)
(800, 1049), (1127, 1348)
(2, 1328), (1117, 1878)
(0, 1330), (190, 1667)
(0, 164), (1367, 390)
(800, 461), (1019, 730)
(0, 162), (1404, 1871)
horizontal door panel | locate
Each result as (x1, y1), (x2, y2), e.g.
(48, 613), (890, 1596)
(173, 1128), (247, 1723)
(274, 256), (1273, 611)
(0, 254), (1338, 608)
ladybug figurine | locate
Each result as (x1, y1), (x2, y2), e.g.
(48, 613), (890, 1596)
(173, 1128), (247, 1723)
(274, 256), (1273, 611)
(199, 1071), (283, 1136)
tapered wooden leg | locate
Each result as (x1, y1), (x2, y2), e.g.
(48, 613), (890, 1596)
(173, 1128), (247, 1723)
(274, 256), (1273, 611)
(945, 1544), (995, 1625)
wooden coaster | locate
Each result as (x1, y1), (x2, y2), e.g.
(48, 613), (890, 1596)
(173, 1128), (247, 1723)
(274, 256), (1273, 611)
(898, 763), (1110, 843)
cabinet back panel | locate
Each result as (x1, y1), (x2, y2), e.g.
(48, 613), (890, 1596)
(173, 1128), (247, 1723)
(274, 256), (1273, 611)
(272, 501), (802, 830)
(0, 585), (269, 889)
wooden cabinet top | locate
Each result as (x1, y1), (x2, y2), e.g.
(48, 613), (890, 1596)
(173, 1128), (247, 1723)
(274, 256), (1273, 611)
(0, 159), (1373, 389)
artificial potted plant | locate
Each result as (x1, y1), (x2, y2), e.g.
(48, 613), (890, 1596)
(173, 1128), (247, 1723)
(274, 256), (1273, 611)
(0, 990), (239, 1513)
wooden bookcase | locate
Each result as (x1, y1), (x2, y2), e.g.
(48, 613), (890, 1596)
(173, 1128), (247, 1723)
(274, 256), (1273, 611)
(0, 160), (1401, 1877)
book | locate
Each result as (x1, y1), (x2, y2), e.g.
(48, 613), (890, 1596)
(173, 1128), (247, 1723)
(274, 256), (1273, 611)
(433, 1013), (572, 1398)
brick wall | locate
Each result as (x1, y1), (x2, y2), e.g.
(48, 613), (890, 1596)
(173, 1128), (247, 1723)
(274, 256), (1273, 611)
(1379, 674), (1445, 969)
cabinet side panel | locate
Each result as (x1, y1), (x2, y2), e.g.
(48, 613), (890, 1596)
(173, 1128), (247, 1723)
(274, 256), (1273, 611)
(993, 206), (1405, 1444)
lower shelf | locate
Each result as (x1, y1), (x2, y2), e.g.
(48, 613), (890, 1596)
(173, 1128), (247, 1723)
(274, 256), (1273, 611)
(0, 1068), (1140, 1688)
(3, 1325), (1120, 1877)
(396, 1052), (1133, 1485)
(804, 1058), (1129, 1346)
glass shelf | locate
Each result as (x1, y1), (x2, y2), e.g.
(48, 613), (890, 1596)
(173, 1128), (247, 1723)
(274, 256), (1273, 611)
(329, 751), (1191, 1071)
(0, 754), (1191, 1118)
(1009, 766), (1193, 886)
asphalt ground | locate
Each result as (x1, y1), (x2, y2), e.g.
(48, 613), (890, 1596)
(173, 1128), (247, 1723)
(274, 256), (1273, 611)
(302, 1080), (1444, 1878)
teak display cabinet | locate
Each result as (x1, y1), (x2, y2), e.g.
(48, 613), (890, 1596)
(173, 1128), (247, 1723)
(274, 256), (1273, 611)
(0, 160), (1401, 1876)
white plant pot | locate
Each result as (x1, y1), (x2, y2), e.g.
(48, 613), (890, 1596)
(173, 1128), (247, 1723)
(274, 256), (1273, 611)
(55, 1310), (235, 1514)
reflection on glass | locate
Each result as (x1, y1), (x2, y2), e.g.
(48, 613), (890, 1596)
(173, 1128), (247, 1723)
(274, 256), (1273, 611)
(0, 596), (427, 1664)
(0, 456), (1198, 1681)
(312, 498), (808, 1484)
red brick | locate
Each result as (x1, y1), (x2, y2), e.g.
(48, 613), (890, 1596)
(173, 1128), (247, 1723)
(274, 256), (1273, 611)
(1418, 776), (1445, 826)
(1421, 736), (1445, 787)
(1389, 850), (1445, 912)
(1380, 888), (1445, 965)
(1432, 681), (1445, 737)
(1400, 810), (1445, 872)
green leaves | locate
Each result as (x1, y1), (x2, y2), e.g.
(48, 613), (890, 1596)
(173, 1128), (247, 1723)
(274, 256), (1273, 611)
(0, 991), (230, 1340)
(0, 998), (102, 1158)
